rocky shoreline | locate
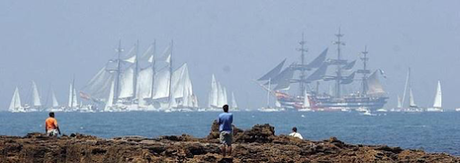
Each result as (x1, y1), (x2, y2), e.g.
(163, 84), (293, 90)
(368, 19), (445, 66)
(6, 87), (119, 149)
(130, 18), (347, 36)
(1, 122), (458, 163)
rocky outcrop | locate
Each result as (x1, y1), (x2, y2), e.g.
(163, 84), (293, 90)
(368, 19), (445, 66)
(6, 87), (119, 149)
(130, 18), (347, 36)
(0, 123), (458, 163)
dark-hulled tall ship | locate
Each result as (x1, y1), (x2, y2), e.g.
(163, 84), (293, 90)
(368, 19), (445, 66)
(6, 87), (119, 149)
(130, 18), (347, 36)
(257, 30), (388, 111)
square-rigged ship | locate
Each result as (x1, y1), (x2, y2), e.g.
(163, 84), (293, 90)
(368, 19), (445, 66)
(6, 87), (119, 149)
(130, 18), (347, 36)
(257, 30), (388, 112)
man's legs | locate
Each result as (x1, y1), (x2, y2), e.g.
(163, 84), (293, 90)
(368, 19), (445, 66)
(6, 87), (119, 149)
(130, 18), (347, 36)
(221, 144), (227, 156)
(227, 145), (232, 156)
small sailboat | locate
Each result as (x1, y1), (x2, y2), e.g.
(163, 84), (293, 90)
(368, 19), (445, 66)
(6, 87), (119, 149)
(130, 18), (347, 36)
(67, 81), (79, 112)
(28, 81), (42, 112)
(9, 87), (25, 112)
(298, 91), (312, 112)
(48, 90), (65, 112)
(426, 81), (443, 112)
(231, 92), (239, 111)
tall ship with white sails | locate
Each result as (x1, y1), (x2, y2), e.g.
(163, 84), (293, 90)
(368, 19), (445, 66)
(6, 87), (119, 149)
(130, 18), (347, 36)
(257, 30), (388, 111)
(81, 40), (199, 112)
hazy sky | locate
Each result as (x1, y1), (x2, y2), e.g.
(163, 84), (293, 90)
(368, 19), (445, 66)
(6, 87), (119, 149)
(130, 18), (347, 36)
(1, 0), (460, 110)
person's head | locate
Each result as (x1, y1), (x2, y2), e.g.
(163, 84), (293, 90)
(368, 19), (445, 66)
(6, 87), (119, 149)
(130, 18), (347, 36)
(292, 127), (297, 132)
(223, 104), (229, 112)
(49, 112), (55, 118)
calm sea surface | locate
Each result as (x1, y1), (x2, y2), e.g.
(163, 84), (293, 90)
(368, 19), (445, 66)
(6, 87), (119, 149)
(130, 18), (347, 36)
(0, 111), (459, 155)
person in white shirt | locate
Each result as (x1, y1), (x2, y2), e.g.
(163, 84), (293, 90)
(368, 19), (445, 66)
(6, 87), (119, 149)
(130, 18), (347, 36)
(289, 127), (303, 140)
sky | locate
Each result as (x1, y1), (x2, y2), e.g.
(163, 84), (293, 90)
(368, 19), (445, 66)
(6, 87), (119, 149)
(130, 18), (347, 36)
(0, 0), (459, 110)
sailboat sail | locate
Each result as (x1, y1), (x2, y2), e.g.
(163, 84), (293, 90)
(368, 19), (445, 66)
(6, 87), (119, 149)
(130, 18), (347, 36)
(366, 70), (385, 95)
(231, 92), (238, 109)
(397, 95), (402, 108)
(433, 81), (442, 108)
(303, 91), (310, 108)
(68, 84), (73, 107)
(258, 59), (286, 81)
(72, 87), (78, 107)
(81, 66), (115, 100)
(409, 88), (417, 107)
(32, 81), (41, 107)
(151, 69), (170, 99)
(52, 91), (59, 107)
(208, 74), (219, 107)
(104, 81), (115, 111)
(9, 87), (22, 111)
(118, 68), (134, 99)
(136, 68), (153, 99)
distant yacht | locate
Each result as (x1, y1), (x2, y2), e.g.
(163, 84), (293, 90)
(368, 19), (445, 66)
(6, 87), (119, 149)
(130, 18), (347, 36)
(400, 68), (423, 112)
(426, 81), (443, 112)
(207, 74), (229, 111)
(26, 81), (42, 112)
(9, 87), (25, 113)
(48, 90), (65, 112)
(298, 91), (312, 112)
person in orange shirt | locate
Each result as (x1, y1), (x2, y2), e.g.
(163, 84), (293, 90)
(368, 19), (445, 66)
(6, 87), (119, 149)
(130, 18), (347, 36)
(45, 112), (61, 136)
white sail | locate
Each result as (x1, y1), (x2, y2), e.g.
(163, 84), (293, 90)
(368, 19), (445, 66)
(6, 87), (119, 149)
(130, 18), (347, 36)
(52, 91), (59, 107)
(366, 70), (385, 95)
(104, 81), (115, 111)
(9, 87), (22, 112)
(31, 81), (41, 107)
(433, 81), (442, 108)
(223, 87), (228, 105)
(118, 68), (134, 99)
(192, 95), (199, 108)
(303, 91), (310, 108)
(275, 100), (281, 108)
(208, 74), (219, 107)
(68, 83), (73, 107)
(409, 88), (416, 107)
(170, 64), (191, 99)
(217, 83), (225, 107)
(136, 68), (153, 99)
(81, 66), (115, 100)
(151, 69), (170, 99)
(231, 92), (238, 109)
(72, 87), (78, 107)
(397, 95), (402, 108)
(68, 83), (78, 108)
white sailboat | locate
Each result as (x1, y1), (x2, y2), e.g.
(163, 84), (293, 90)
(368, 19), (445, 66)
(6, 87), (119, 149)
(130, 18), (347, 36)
(298, 91), (312, 112)
(207, 74), (228, 111)
(426, 81), (443, 112)
(29, 81), (42, 112)
(400, 68), (422, 112)
(67, 81), (79, 111)
(48, 90), (66, 112)
(231, 92), (239, 111)
(9, 87), (25, 112)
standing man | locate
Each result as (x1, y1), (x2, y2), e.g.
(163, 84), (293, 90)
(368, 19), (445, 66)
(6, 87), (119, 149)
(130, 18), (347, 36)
(218, 104), (233, 156)
(45, 112), (61, 137)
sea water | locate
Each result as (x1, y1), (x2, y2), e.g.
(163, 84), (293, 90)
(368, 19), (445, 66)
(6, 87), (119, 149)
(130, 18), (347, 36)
(0, 111), (459, 155)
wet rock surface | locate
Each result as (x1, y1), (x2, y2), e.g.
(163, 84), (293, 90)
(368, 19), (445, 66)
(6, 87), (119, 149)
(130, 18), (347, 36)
(1, 123), (459, 163)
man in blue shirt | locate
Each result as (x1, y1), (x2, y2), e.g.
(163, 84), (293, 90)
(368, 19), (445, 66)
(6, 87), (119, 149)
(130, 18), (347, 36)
(218, 104), (233, 156)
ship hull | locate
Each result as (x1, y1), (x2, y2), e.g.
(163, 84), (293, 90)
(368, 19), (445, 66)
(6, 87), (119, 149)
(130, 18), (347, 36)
(275, 92), (388, 111)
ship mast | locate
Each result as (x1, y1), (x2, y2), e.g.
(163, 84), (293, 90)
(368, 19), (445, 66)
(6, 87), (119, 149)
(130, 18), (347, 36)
(168, 40), (174, 108)
(358, 46), (370, 96)
(114, 40), (123, 103)
(333, 28), (345, 97)
(150, 40), (156, 99)
(297, 33), (308, 96)
(133, 40), (139, 103)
